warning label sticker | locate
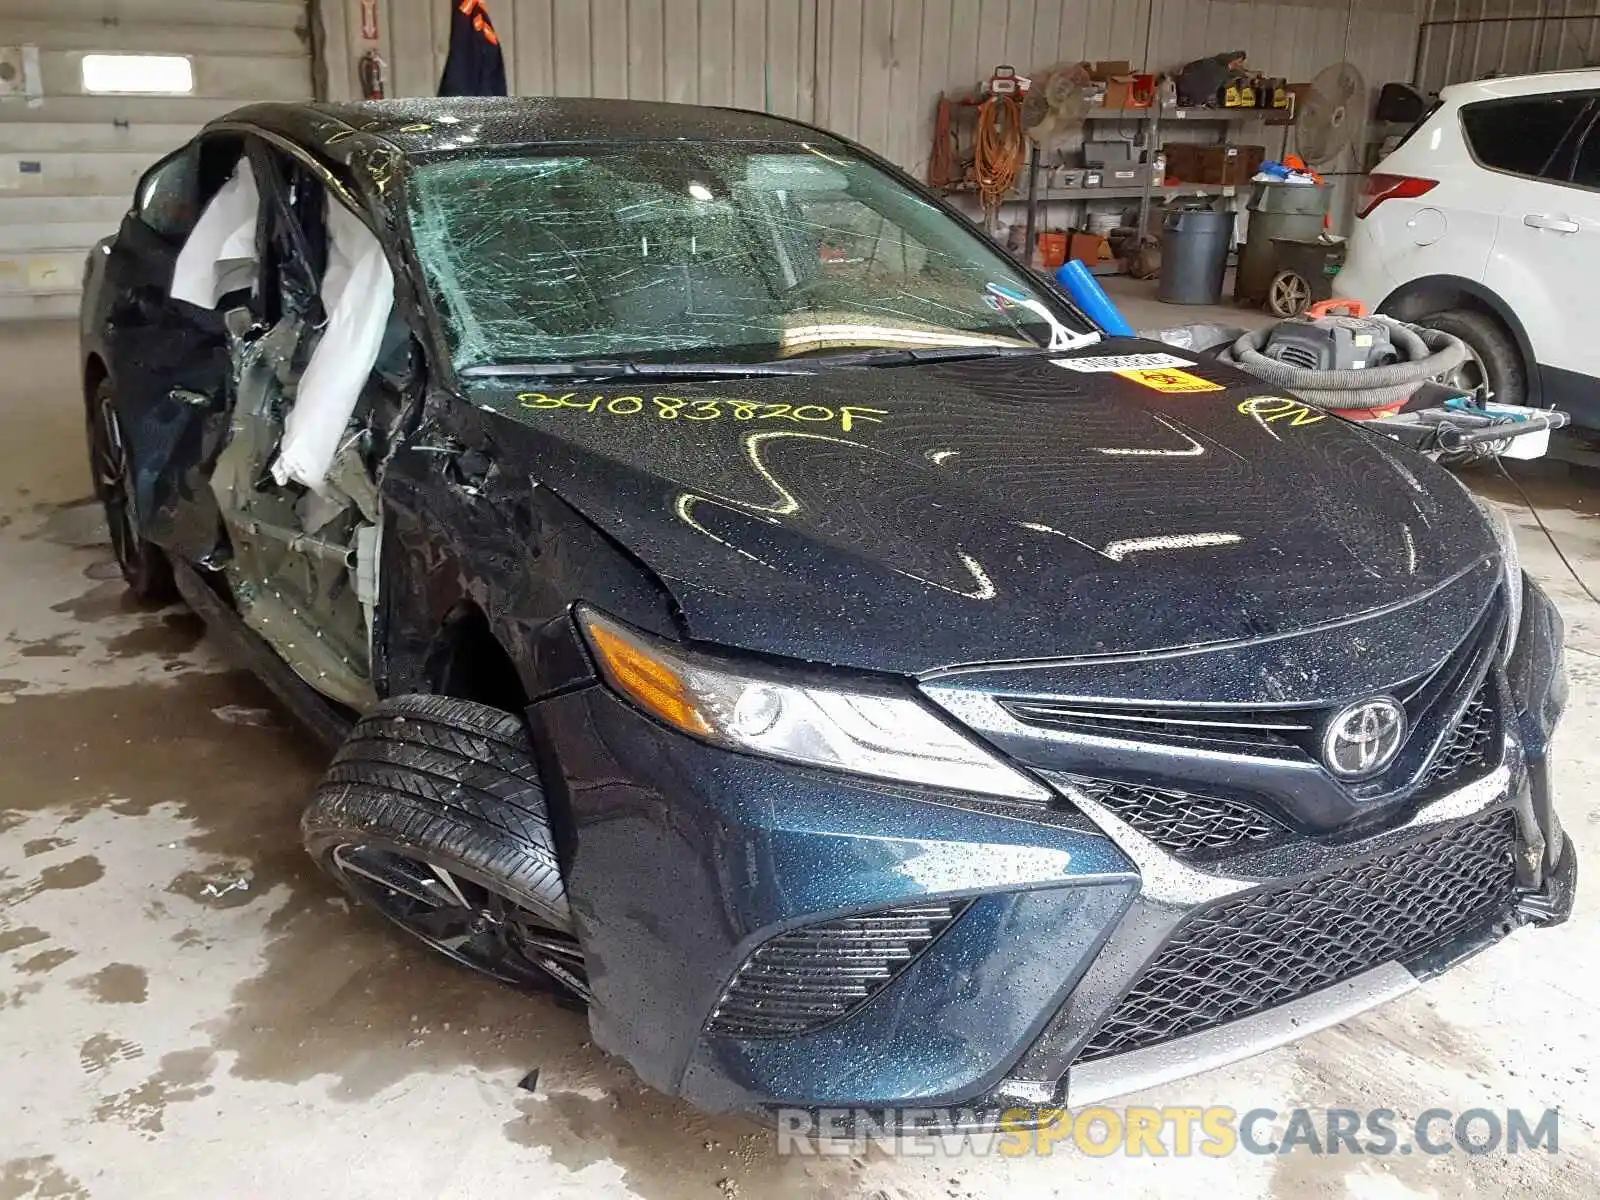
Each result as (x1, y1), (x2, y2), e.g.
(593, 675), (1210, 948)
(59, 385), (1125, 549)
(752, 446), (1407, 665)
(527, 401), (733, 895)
(1115, 367), (1227, 394)
(1053, 352), (1196, 372)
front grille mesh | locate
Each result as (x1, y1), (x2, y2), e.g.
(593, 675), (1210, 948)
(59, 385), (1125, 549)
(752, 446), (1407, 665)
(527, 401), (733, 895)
(1075, 811), (1518, 1063)
(706, 902), (966, 1038)
(1419, 688), (1498, 790)
(1070, 777), (1288, 859)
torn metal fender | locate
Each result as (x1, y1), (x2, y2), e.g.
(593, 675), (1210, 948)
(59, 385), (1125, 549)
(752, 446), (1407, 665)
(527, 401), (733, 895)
(372, 397), (683, 704)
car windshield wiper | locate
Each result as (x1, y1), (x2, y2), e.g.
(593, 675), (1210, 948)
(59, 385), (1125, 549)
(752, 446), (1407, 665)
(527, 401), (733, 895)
(796, 344), (1050, 368)
(458, 360), (823, 380)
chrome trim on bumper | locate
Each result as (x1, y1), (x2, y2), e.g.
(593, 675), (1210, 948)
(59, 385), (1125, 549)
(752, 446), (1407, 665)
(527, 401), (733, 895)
(1064, 962), (1419, 1106)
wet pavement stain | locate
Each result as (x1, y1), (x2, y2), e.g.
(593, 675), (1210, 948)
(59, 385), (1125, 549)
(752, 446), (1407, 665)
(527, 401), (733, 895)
(74, 963), (148, 1005)
(102, 613), (206, 660)
(90, 1048), (217, 1137)
(503, 1088), (871, 1200)
(78, 1033), (144, 1075)
(0, 927), (49, 955)
(206, 893), (601, 1103)
(16, 948), (76, 975)
(0, 673), (325, 841)
(21, 838), (70, 858)
(1474, 459), (1599, 519)
(26, 497), (105, 550)
(0, 1155), (88, 1200)
(165, 865), (257, 910)
(48, 580), (149, 623)
(0, 982), (43, 1010)
(1, 857), (104, 905)
(8, 634), (81, 660)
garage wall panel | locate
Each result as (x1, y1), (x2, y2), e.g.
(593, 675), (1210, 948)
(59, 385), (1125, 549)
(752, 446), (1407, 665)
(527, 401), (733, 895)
(1417, 0), (1600, 94)
(0, 0), (313, 319)
(329, 0), (1423, 237)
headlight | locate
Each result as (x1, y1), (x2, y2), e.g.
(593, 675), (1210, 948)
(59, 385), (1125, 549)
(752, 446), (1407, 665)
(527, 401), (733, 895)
(577, 606), (1052, 802)
(1475, 497), (1523, 659)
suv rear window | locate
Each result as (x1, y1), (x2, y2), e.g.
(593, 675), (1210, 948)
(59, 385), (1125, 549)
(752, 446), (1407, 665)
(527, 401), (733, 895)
(1460, 94), (1593, 181)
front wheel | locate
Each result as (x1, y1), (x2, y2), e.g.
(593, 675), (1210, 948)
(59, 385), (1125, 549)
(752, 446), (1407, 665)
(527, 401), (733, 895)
(1423, 308), (1528, 407)
(302, 694), (587, 1001)
(87, 377), (176, 603)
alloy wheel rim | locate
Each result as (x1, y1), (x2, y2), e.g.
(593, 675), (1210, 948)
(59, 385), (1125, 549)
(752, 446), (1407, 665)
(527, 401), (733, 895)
(329, 843), (589, 1000)
(91, 398), (139, 574)
(1442, 348), (1490, 402)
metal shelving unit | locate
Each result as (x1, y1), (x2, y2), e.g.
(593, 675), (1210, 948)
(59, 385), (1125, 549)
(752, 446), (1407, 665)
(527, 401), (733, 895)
(945, 105), (1272, 274)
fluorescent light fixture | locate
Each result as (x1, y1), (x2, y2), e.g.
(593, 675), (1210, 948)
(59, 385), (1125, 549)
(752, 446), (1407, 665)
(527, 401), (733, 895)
(82, 54), (194, 95)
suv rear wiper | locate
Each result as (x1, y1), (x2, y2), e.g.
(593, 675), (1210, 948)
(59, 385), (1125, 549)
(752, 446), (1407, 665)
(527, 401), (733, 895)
(459, 360), (823, 380)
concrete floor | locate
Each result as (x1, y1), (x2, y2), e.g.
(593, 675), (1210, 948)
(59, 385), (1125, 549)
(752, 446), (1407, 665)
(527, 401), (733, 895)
(1, 318), (1597, 1199)
(1099, 274), (1277, 337)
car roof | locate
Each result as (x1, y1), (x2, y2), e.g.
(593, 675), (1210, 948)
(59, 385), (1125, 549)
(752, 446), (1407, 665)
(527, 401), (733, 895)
(1439, 68), (1600, 104)
(213, 97), (842, 159)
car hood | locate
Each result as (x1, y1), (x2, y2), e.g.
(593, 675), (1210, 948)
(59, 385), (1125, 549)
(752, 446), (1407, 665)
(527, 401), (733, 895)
(469, 341), (1497, 677)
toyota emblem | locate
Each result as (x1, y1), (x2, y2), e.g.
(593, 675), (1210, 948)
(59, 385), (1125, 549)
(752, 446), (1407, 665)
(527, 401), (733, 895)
(1322, 697), (1408, 779)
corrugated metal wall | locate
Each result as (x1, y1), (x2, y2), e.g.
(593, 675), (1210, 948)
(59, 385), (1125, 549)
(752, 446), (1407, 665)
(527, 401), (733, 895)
(1416, 0), (1600, 95)
(0, 0), (314, 319)
(326, 0), (820, 115)
(335, 1), (1425, 174)
(331, 0), (1424, 236)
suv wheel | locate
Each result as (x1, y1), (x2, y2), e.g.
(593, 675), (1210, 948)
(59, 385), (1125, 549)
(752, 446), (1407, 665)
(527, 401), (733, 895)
(1425, 308), (1528, 407)
(302, 694), (587, 1000)
(87, 378), (177, 603)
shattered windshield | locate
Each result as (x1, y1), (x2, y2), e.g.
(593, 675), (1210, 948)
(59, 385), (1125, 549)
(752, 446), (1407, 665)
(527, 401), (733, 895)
(406, 143), (1087, 369)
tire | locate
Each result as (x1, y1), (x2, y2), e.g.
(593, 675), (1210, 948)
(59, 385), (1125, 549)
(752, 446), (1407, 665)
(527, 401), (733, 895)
(1424, 308), (1528, 407)
(302, 694), (586, 999)
(87, 377), (177, 604)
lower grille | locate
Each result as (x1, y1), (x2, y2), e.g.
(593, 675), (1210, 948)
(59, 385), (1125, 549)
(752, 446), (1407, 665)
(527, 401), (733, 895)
(1075, 811), (1518, 1064)
(706, 902), (966, 1038)
(1069, 777), (1288, 859)
(1419, 688), (1498, 790)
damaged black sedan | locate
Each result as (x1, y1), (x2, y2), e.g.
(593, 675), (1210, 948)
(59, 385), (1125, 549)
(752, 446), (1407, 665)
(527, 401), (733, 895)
(80, 98), (1573, 1117)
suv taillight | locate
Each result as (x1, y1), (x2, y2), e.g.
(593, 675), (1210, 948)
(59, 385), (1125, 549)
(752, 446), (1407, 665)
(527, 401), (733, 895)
(1357, 173), (1438, 218)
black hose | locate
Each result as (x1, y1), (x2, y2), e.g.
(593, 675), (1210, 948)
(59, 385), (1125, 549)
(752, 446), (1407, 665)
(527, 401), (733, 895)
(1217, 319), (1469, 410)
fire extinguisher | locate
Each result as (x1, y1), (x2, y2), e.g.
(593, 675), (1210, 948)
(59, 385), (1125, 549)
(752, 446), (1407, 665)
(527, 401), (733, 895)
(359, 49), (387, 100)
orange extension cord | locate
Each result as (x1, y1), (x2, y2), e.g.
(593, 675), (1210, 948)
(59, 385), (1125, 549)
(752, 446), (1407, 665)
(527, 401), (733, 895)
(974, 93), (1025, 217)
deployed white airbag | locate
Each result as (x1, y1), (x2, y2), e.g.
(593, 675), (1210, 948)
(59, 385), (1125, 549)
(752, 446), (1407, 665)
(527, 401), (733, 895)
(273, 198), (395, 491)
(171, 160), (259, 308)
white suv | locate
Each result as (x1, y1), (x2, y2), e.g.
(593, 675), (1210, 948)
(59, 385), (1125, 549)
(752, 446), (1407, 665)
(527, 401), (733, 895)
(1335, 70), (1600, 430)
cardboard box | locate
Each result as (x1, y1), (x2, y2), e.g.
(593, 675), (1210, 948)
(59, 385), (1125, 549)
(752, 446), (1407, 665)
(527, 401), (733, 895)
(1161, 142), (1198, 182)
(1066, 229), (1112, 265)
(1101, 77), (1134, 109)
(1188, 144), (1266, 186)
(1089, 60), (1132, 80)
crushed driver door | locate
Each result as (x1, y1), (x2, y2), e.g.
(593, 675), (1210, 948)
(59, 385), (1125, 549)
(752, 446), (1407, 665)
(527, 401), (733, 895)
(207, 141), (389, 712)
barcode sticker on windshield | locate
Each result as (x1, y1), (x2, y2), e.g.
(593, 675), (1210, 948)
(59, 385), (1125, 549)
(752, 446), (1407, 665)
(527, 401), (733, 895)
(1052, 353), (1195, 372)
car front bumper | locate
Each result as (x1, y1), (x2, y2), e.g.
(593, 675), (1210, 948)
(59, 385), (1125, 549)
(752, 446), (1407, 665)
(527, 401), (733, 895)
(530, 584), (1574, 1115)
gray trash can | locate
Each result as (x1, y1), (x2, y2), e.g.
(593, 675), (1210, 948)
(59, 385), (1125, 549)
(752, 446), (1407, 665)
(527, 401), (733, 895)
(1158, 204), (1236, 305)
